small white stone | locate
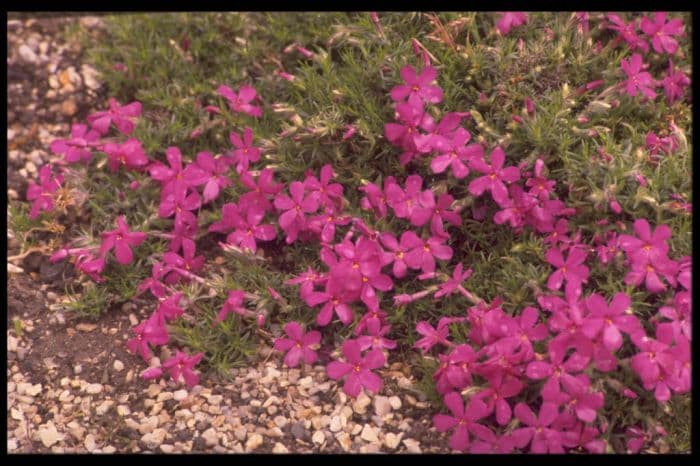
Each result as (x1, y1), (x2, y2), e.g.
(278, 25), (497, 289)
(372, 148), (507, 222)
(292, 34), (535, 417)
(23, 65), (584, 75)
(201, 428), (219, 447)
(26, 384), (42, 397)
(173, 389), (188, 401)
(84, 434), (98, 452)
(37, 423), (63, 447)
(245, 433), (263, 452)
(402, 438), (421, 453)
(85, 383), (103, 395)
(373, 396), (392, 417)
(273, 416), (288, 429)
(103, 446), (117, 454)
(160, 444), (174, 453)
(329, 416), (343, 433)
(312, 430), (325, 445)
(18, 44), (37, 63)
(113, 360), (124, 372)
(360, 424), (378, 443)
(272, 442), (289, 453)
(117, 405), (131, 416)
(384, 432), (403, 449)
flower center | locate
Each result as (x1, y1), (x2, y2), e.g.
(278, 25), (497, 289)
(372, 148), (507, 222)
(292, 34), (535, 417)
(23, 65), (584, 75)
(354, 365), (361, 373)
(352, 261), (360, 269)
(423, 244), (430, 252)
(489, 173), (497, 180)
(396, 251), (404, 259)
(411, 85), (420, 92)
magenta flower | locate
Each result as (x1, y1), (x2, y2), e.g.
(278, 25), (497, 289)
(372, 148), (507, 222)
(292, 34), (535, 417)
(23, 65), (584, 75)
(661, 59), (690, 104)
(162, 350), (204, 387)
(545, 246), (589, 297)
(307, 208), (351, 244)
(239, 168), (283, 212)
(526, 342), (589, 400)
(390, 65), (443, 104)
(658, 291), (691, 340)
(473, 373), (524, 426)
(581, 292), (642, 352)
(511, 402), (564, 453)
(87, 98), (142, 135)
(543, 218), (571, 248)
(217, 84), (263, 117)
(285, 267), (325, 302)
(126, 313), (170, 362)
(26, 164), (63, 219)
(469, 425), (515, 454)
(158, 186), (201, 229)
(405, 234), (453, 274)
(525, 158), (556, 201)
(326, 339), (385, 397)
(76, 254), (106, 283)
(194, 151), (233, 203)
(356, 318), (396, 351)
(216, 289), (247, 323)
(273, 322), (321, 367)
(414, 320), (451, 353)
(618, 218), (672, 266)
(606, 14), (649, 52)
(496, 12), (528, 35)
(305, 277), (356, 326)
(137, 261), (170, 299)
(558, 374), (605, 423)
(274, 181), (319, 244)
(620, 54), (657, 99)
(228, 127), (261, 173)
(418, 192), (462, 237)
(378, 231), (418, 278)
(640, 12), (684, 55)
(156, 292), (185, 322)
(624, 257), (678, 293)
(103, 138), (149, 172)
(359, 176), (397, 218)
(468, 146), (520, 205)
(434, 263), (473, 299)
(163, 240), (205, 284)
(227, 206), (276, 253)
(304, 164), (344, 211)
(630, 328), (676, 402)
(433, 392), (488, 451)
(148, 147), (209, 195)
(99, 215), (147, 265)
(50, 124), (101, 164)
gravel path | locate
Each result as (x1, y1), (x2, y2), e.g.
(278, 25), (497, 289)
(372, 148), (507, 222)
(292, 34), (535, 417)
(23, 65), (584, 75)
(7, 15), (448, 454)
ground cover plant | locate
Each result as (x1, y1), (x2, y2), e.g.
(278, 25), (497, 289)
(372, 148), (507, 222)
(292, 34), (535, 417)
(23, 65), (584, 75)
(12, 12), (691, 453)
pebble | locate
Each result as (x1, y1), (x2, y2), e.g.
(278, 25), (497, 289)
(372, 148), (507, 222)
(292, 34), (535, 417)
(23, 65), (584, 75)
(113, 360), (124, 372)
(335, 432), (353, 452)
(160, 444), (174, 453)
(173, 389), (188, 401)
(103, 446), (117, 454)
(85, 383), (103, 395)
(61, 99), (78, 116)
(272, 442), (289, 453)
(290, 421), (307, 440)
(96, 400), (114, 415)
(360, 424), (379, 443)
(374, 396), (392, 417)
(352, 392), (372, 414)
(84, 434), (98, 452)
(26, 383), (42, 397)
(384, 432), (403, 449)
(402, 438), (422, 453)
(388, 396), (402, 410)
(312, 430), (325, 445)
(18, 44), (37, 63)
(142, 429), (167, 449)
(329, 416), (344, 433)
(245, 433), (263, 452)
(273, 416), (288, 429)
(201, 428), (219, 447)
(37, 423), (63, 447)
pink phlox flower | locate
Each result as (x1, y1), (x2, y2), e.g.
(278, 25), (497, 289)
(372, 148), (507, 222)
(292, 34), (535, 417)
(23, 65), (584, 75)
(332, 236), (392, 310)
(356, 318), (396, 351)
(304, 165), (345, 210)
(640, 12), (684, 55)
(525, 158), (556, 200)
(384, 97), (435, 165)
(99, 215), (147, 265)
(645, 131), (675, 157)
(208, 202), (242, 235)
(75, 254), (106, 283)
(539, 289), (595, 361)
(404, 233), (453, 274)
(165, 215), (197, 254)
(239, 168), (282, 212)
(137, 261), (170, 299)
(217, 84), (263, 118)
(629, 326), (677, 402)
(434, 263), (472, 299)
(103, 138), (149, 173)
(414, 320), (451, 353)
(384, 174), (425, 220)
(326, 339), (385, 397)
(308, 207), (351, 244)
(26, 164), (63, 219)
(224, 204), (276, 253)
(496, 12), (528, 35)
(526, 339), (590, 400)
(194, 151), (233, 203)
(149, 146), (207, 194)
(595, 231), (620, 265)
(555, 374), (605, 423)
(581, 292), (642, 352)
(156, 292), (185, 322)
(560, 421), (605, 453)
(158, 185), (201, 228)
(423, 192), (462, 238)
(161, 350), (204, 387)
(469, 424), (515, 454)
(285, 267), (325, 302)
(429, 128), (483, 179)
(498, 306), (549, 361)
(273, 321), (321, 367)
(493, 185), (537, 229)
(50, 123), (101, 164)
(544, 218), (571, 249)
(468, 146), (520, 205)
(354, 308), (388, 336)
(414, 112), (467, 153)
(618, 218), (671, 265)
(274, 181), (319, 244)
(304, 278), (356, 326)
(620, 54), (657, 99)
(163, 239), (205, 284)
(668, 334), (690, 394)
(126, 312), (169, 362)
(228, 127), (261, 173)
(432, 391), (488, 451)
(473, 373), (524, 426)
(87, 98), (142, 135)
(606, 14), (649, 52)
(216, 289), (247, 323)
(359, 176), (397, 218)
(545, 245), (590, 298)
(661, 59), (690, 104)
(390, 64), (444, 104)
(511, 402), (564, 453)
(625, 425), (650, 453)
(676, 255), (691, 290)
